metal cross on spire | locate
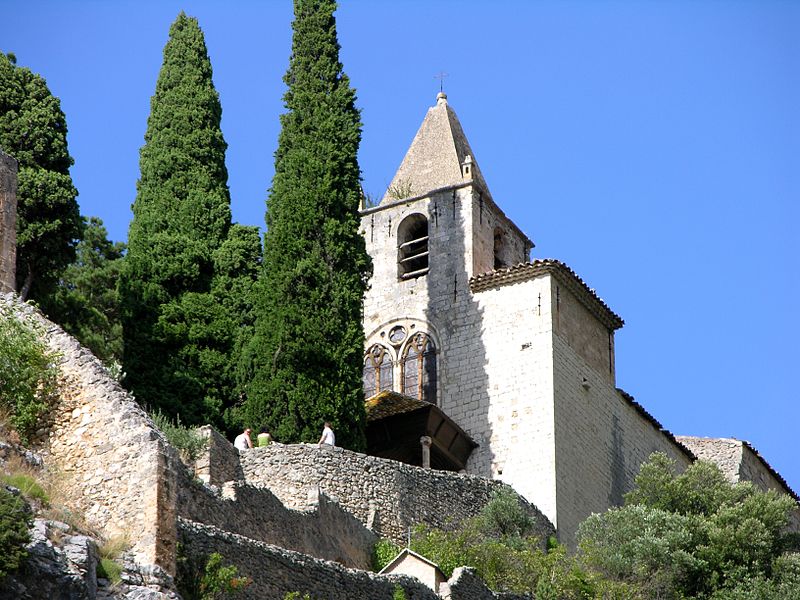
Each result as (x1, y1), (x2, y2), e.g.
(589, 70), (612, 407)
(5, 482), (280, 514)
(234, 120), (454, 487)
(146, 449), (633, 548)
(434, 71), (448, 93)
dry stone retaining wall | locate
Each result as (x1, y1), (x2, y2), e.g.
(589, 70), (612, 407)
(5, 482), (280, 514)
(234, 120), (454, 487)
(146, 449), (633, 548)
(178, 519), (515, 600)
(1, 293), (180, 571)
(176, 467), (376, 569)
(238, 443), (555, 545)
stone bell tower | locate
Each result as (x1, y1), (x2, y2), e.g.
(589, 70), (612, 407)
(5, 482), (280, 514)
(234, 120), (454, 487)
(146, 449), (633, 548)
(360, 93), (694, 545)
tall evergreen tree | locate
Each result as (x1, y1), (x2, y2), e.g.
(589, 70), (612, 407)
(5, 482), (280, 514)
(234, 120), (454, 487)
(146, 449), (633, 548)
(0, 52), (82, 302)
(120, 13), (255, 428)
(241, 0), (372, 449)
(41, 217), (126, 366)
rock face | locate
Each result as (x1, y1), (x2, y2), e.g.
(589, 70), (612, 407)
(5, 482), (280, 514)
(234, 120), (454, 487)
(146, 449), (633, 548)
(0, 518), (98, 600)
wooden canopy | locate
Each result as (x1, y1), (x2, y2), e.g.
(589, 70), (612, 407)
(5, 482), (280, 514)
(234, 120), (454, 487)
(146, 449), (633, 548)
(365, 391), (477, 471)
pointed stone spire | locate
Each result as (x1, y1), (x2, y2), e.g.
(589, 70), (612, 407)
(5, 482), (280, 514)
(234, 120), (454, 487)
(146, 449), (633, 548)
(381, 93), (491, 204)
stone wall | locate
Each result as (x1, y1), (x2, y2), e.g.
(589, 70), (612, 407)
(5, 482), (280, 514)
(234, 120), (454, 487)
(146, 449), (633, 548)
(238, 443), (555, 546)
(551, 279), (694, 545)
(178, 519), (516, 600)
(194, 425), (242, 487)
(0, 151), (18, 294)
(0, 293), (180, 571)
(176, 466), (376, 569)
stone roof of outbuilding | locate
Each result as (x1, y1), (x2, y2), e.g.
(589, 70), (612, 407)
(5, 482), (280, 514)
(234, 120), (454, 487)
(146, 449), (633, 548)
(380, 92), (491, 205)
(469, 259), (625, 331)
(676, 435), (799, 502)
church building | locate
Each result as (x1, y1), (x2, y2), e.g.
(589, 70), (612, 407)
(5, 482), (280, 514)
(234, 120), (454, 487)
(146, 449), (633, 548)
(359, 93), (796, 544)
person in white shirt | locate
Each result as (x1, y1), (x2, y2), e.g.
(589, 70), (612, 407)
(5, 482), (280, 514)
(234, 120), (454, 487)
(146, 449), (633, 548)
(234, 428), (253, 451)
(318, 422), (335, 447)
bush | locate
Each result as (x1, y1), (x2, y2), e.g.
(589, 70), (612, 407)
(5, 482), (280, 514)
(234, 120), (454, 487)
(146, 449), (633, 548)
(177, 547), (250, 599)
(150, 409), (208, 462)
(372, 537), (401, 571)
(577, 452), (800, 599)
(0, 486), (31, 579)
(0, 304), (60, 442)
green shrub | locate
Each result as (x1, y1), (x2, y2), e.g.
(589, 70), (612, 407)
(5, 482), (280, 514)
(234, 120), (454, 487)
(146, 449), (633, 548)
(150, 409), (208, 462)
(0, 473), (49, 505)
(0, 304), (60, 443)
(0, 486), (32, 579)
(177, 547), (250, 599)
(392, 584), (407, 600)
(97, 557), (122, 584)
(474, 487), (533, 538)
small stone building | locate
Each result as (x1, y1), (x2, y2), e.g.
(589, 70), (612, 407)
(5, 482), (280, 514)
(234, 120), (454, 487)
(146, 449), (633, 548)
(359, 93), (797, 545)
(379, 549), (446, 593)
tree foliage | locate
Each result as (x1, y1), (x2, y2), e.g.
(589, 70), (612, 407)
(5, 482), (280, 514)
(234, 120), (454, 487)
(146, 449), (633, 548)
(0, 487), (31, 579)
(241, 0), (372, 450)
(395, 488), (599, 598)
(0, 52), (82, 302)
(578, 453), (800, 599)
(0, 302), (59, 443)
(39, 217), (125, 365)
(119, 13), (259, 430)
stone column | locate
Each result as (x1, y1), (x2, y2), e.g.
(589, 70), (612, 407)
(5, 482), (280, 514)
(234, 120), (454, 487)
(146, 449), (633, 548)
(0, 150), (18, 294)
(420, 436), (432, 469)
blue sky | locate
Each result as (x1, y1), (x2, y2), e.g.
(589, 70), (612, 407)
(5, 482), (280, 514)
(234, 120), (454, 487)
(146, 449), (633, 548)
(2, 1), (798, 494)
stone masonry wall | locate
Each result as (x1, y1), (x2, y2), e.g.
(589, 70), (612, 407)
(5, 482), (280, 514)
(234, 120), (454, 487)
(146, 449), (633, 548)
(176, 465), (376, 569)
(0, 293), (179, 571)
(467, 275), (558, 522)
(552, 273), (615, 385)
(194, 425), (242, 487)
(0, 151), (18, 294)
(552, 280), (694, 546)
(239, 443), (555, 546)
(179, 519), (516, 600)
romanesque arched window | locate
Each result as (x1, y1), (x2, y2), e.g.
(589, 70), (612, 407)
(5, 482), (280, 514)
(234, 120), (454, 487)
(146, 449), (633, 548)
(363, 344), (393, 399)
(397, 213), (429, 280)
(402, 333), (437, 404)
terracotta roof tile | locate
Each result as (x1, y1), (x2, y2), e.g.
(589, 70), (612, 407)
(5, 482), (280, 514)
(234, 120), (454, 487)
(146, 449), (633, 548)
(470, 259), (625, 331)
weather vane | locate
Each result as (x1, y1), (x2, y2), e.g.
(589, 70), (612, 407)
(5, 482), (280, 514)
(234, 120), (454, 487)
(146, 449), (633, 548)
(434, 71), (448, 93)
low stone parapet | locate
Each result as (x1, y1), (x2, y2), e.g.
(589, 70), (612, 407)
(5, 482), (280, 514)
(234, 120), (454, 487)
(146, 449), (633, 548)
(238, 443), (555, 546)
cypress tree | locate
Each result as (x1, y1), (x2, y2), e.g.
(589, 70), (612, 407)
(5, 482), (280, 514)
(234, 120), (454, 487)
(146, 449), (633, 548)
(0, 52), (82, 302)
(120, 13), (252, 427)
(241, 0), (372, 449)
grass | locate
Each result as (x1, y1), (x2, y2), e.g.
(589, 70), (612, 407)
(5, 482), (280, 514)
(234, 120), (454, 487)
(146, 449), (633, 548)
(0, 473), (49, 505)
(97, 557), (123, 584)
(96, 533), (129, 585)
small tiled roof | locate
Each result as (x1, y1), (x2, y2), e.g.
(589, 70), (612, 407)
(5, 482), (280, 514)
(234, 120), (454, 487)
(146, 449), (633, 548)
(470, 259), (625, 331)
(378, 548), (444, 575)
(365, 390), (430, 422)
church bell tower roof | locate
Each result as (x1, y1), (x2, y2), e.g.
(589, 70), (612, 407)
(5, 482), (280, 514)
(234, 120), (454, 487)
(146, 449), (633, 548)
(380, 92), (491, 204)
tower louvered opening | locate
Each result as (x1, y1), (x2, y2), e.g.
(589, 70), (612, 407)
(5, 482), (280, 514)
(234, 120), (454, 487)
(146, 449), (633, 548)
(397, 213), (429, 279)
